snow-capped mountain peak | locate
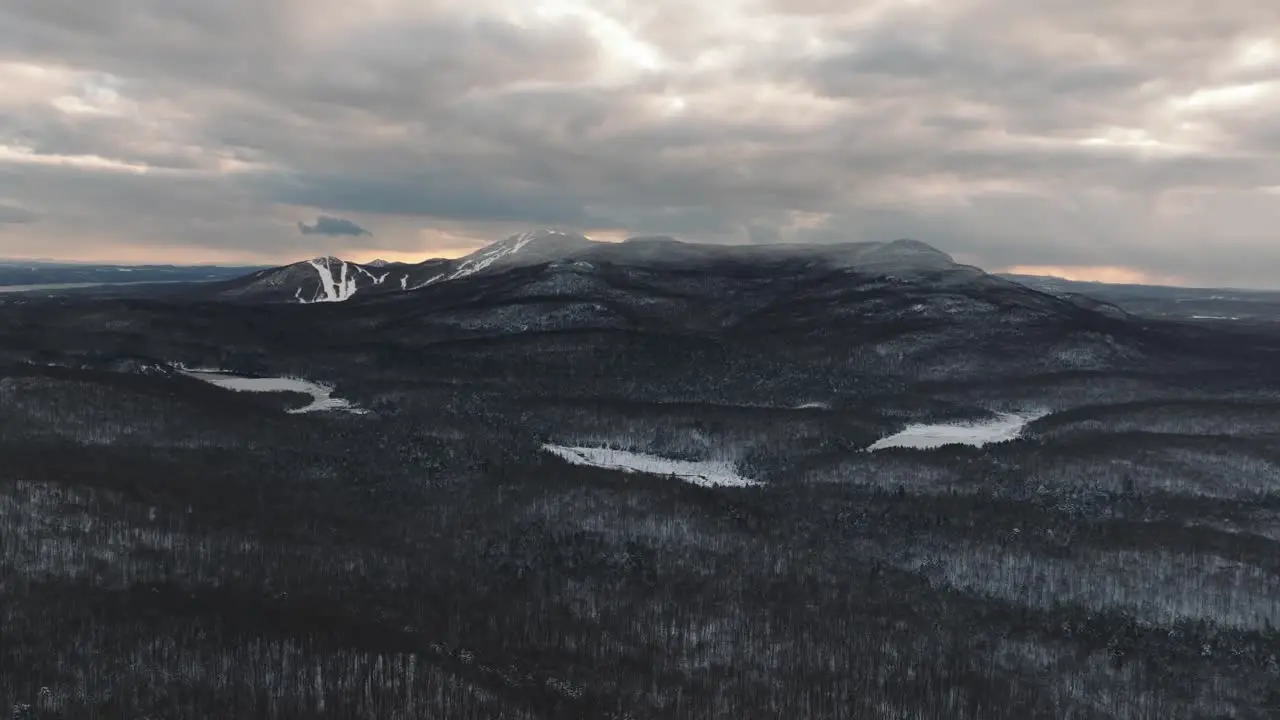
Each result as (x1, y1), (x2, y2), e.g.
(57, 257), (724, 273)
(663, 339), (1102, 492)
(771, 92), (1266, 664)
(443, 228), (596, 282)
(507, 228), (577, 253)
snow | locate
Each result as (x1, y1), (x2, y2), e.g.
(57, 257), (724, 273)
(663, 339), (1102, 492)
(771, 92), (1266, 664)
(409, 273), (445, 290)
(510, 230), (541, 253)
(867, 411), (1048, 451)
(447, 249), (505, 281)
(183, 370), (366, 414)
(1191, 315), (1240, 321)
(795, 401), (830, 409)
(542, 444), (760, 488)
(399, 274), (408, 290)
(447, 228), (579, 281)
(353, 265), (389, 285)
(300, 258), (359, 303)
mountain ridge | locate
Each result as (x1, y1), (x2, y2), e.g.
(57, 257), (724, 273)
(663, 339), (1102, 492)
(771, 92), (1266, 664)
(205, 230), (972, 305)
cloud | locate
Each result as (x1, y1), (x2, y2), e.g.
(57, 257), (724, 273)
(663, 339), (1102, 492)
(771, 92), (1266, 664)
(298, 215), (371, 237)
(0, 0), (1276, 285)
(0, 203), (37, 224)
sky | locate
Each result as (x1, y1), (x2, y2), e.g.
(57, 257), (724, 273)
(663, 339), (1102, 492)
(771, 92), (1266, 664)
(0, 1), (1277, 287)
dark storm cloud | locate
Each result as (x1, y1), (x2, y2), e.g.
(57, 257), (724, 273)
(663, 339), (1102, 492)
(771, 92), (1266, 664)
(297, 215), (371, 237)
(0, 0), (1276, 284)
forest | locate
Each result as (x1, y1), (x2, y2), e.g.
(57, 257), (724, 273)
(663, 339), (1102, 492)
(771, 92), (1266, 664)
(3, 356), (1280, 719)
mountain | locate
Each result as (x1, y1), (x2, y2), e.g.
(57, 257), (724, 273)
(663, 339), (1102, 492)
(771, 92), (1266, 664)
(445, 228), (596, 278)
(203, 229), (592, 303)
(210, 256), (452, 303)
(206, 231), (977, 305)
(180, 231), (1184, 388)
(1001, 273), (1280, 322)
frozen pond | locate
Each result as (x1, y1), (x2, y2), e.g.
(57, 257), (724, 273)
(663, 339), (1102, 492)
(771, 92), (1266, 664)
(183, 370), (365, 414)
(543, 444), (759, 488)
(867, 411), (1047, 451)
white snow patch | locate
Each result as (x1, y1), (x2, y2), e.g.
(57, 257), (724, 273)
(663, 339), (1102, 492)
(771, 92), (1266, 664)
(448, 250), (504, 280)
(447, 228), (577, 281)
(867, 411), (1048, 451)
(353, 265), (389, 285)
(1191, 315), (1240, 321)
(299, 258), (359, 303)
(542, 444), (759, 488)
(183, 370), (366, 414)
(510, 230), (541, 253)
(409, 273), (445, 290)
(795, 401), (830, 409)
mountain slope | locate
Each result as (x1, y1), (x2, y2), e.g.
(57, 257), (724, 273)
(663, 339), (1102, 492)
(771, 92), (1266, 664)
(209, 256), (452, 303)
(190, 231), (1168, 379)
(206, 240), (1167, 391)
(202, 229), (594, 304)
(206, 231), (979, 305)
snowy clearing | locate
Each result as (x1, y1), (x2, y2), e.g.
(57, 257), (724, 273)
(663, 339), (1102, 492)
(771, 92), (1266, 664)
(183, 370), (366, 414)
(867, 411), (1047, 451)
(542, 444), (759, 488)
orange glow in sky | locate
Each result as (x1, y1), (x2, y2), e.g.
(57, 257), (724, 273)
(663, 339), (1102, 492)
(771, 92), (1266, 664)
(1002, 264), (1185, 286)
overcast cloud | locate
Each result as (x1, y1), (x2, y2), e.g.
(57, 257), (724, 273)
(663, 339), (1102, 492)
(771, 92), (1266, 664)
(0, 0), (1276, 285)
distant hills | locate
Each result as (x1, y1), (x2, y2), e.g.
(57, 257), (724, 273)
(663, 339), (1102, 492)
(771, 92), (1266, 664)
(999, 274), (1280, 322)
(10, 236), (1278, 324)
(205, 229), (970, 305)
(0, 261), (269, 289)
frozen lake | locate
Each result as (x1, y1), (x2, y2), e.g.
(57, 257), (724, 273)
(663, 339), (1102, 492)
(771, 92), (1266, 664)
(183, 370), (365, 414)
(867, 411), (1047, 451)
(543, 444), (759, 488)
